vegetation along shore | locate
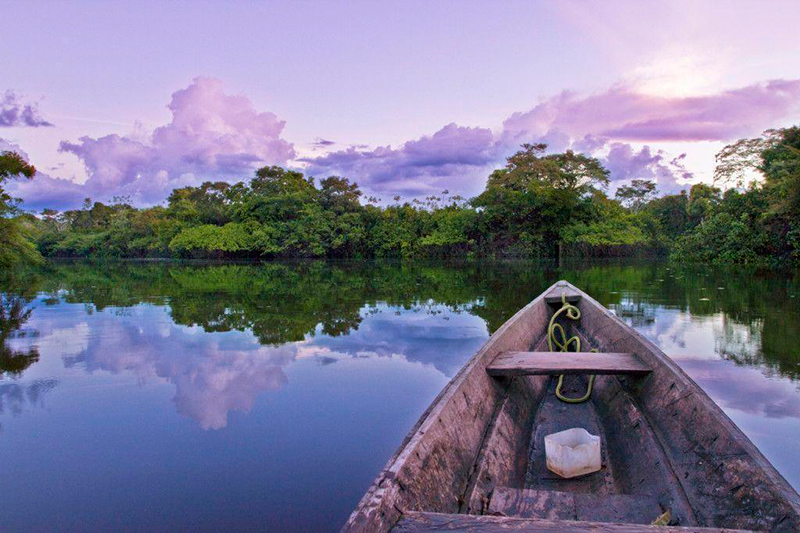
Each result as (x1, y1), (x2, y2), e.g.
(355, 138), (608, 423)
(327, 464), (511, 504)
(2, 126), (798, 267)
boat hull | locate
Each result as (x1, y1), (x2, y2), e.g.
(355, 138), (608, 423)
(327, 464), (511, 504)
(342, 281), (800, 532)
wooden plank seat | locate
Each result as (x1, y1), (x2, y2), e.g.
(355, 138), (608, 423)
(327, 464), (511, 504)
(488, 487), (664, 525)
(486, 351), (652, 377)
(394, 511), (752, 532)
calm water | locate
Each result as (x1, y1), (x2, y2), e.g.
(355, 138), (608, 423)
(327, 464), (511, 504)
(1, 260), (799, 531)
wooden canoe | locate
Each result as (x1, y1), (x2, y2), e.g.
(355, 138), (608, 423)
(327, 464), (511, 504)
(342, 281), (800, 532)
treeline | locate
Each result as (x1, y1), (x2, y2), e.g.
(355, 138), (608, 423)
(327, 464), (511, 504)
(2, 127), (800, 265)
(673, 127), (800, 264)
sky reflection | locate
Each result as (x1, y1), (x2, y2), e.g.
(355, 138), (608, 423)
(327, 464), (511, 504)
(0, 261), (799, 530)
(5, 299), (486, 430)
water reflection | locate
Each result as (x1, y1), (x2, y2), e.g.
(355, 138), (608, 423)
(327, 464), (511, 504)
(59, 311), (295, 430)
(677, 358), (800, 419)
(0, 260), (799, 530)
(2, 261), (799, 421)
(1, 294), (40, 376)
(0, 380), (57, 417)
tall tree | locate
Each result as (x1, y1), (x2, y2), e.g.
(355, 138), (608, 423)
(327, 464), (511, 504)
(760, 126), (800, 220)
(615, 179), (658, 213)
(473, 144), (610, 256)
(489, 143), (609, 193)
(0, 151), (41, 266)
(714, 126), (800, 219)
(319, 176), (362, 213)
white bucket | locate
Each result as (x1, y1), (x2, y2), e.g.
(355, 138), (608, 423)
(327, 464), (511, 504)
(544, 427), (601, 478)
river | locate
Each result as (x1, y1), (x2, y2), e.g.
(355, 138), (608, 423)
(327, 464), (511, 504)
(1, 260), (798, 531)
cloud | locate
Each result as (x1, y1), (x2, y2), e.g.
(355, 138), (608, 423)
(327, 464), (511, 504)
(0, 91), (53, 128)
(501, 79), (800, 143)
(677, 358), (800, 420)
(18, 77), (295, 209)
(1, 138), (87, 211)
(0, 137), (28, 158)
(303, 122), (500, 196)
(0, 380), (58, 418)
(602, 143), (693, 194)
(12, 77), (800, 208)
(42, 309), (298, 431)
(7, 172), (88, 211)
(308, 303), (487, 377)
(307, 78), (800, 197)
(311, 138), (336, 148)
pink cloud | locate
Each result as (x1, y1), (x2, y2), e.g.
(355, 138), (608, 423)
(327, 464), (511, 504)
(45, 77), (295, 206)
(0, 90), (53, 128)
(8, 172), (88, 211)
(46, 312), (298, 431)
(308, 79), (800, 197)
(503, 79), (800, 143)
(678, 358), (800, 420)
(1, 138), (86, 211)
(303, 123), (499, 196)
(602, 143), (693, 194)
(12, 77), (800, 209)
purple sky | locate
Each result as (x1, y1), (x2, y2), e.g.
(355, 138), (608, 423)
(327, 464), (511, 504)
(2, 0), (800, 210)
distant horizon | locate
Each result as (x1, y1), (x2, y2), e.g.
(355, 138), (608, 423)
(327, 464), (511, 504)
(3, 0), (800, 211)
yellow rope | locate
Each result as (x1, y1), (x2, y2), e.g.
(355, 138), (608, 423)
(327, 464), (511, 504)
(547, 293), (595, 403)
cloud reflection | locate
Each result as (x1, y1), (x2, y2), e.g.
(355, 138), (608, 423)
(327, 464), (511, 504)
(677, 358), (800, 420)
(56, 314), (297, 430)
(308, 305), (487, 377)
(18, 301), (482, 430)
(7, 261), (798, 432)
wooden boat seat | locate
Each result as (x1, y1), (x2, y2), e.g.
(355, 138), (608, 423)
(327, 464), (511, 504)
(486, 351), (652, 377)
(394, 511), (752, 531)
(488, 487), (664, 525)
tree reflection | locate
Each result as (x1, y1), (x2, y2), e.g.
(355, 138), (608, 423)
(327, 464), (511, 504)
(0, 380), (58, 416)
(4, 260), (800, 384)
(1, 294), (40, 376)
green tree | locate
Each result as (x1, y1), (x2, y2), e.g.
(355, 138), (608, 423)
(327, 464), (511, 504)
(168, 181), (233, 225)
(319, 176), (362, 213)
(760, 126), (800, 221)
(0, 151), (41, 266)
(644, 192), (689, 240)
(674, 126), (800, 264)
(473, 144), (609, 256)
(687, 183), (721, 225)
(615, 179), (658, 212)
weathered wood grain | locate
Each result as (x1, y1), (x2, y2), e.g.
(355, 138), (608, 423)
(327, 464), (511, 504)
(394, 512), (751, 532)
(544, 284), (582, 305)
(341, 287), (552, 532)
(570, 281), (800, 532)
(488, 488), (663, 525)
(486, 351), (651, 376)
(463, 374), (548, 515)
(342, 280), (800, 533)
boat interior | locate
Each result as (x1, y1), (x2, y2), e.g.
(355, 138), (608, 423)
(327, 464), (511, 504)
(459, 290), (689, 527)
(345, 282), (800, 532)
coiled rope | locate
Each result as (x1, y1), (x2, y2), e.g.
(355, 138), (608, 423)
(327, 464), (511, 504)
(547, 293), (595, 403)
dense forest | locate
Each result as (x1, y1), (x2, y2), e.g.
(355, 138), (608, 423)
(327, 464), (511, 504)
(1, 126), (799, 266)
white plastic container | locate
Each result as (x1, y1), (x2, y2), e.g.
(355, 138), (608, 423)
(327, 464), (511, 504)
(544, 427), (601, 478)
